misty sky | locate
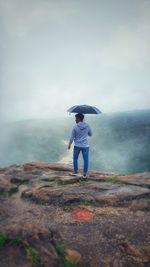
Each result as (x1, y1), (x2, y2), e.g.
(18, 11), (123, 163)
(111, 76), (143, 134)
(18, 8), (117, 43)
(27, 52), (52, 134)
(0, 0), (150, 122)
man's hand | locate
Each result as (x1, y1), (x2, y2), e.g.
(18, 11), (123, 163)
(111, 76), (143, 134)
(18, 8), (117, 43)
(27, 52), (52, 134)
(68, 144), (71, 150)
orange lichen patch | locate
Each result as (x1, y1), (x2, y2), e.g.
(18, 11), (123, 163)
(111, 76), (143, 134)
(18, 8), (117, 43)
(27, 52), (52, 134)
(72, 208), (93, 221)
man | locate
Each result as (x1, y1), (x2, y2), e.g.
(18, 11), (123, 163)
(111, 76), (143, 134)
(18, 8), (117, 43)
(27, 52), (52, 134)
(68, 113), (92, 178)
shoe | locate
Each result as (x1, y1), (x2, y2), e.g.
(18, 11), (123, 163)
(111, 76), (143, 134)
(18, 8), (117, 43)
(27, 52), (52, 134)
(82, 175), (88, 180)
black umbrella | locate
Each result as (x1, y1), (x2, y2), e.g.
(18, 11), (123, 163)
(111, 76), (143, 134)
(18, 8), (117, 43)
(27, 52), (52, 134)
(67, 104), (102, 114)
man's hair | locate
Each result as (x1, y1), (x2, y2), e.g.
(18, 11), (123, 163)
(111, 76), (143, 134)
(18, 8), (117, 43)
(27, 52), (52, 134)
(75, 113), (84, 121)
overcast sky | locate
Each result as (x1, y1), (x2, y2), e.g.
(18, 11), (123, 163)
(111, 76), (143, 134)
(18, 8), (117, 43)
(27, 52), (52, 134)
(0, 0), (150, 122)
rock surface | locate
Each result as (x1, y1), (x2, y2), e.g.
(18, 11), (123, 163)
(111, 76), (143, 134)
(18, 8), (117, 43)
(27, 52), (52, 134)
(0, 162), (150, 267)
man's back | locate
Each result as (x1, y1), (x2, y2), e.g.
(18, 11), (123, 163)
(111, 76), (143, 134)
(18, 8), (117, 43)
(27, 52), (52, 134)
(70, 121), (92, 147)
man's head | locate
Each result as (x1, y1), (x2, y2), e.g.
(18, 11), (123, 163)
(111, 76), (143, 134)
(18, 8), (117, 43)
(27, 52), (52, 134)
(75, 113), (84, 123)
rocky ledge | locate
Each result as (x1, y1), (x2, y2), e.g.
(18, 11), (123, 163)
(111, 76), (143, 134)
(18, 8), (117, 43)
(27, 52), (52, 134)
(0, 162), (150, 267)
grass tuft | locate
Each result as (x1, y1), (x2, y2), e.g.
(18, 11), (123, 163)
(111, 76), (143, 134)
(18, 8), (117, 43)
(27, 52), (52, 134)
(54, 244), (76, 267)
(0, 233), (42, 266)
(30, 248), (41, 266)
(9, 237), (23, 246)
(0, 186), (18, 197)
(0, 233), (7, 246)
(94, 175), (120, 183)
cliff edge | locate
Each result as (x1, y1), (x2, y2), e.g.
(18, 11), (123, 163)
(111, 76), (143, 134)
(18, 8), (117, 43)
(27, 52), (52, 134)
(0, 162), (150, 267)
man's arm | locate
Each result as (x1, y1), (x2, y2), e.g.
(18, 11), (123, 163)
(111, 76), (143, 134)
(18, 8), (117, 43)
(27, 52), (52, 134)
(68, 128), (75, 149)
(88, 125), (92, 136)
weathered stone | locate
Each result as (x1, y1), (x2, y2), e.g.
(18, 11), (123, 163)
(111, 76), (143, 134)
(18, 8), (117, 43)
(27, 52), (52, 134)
(10, 177), (29, 184)
(65, 249), (82, 264)
(0, 224), (62, 267)
(24, 162), (72, 172)
(89, 171), (116, 178)
(117, 172), (150, 188)
(120, 242), (150, 263)
(130, 199), (150, 211)
(21, 189), (33, 198)
(0, 207), (6, 219)
(0, 176), (18, 196)
(0, 168), (7, 174)
(21, 179), (150, 208)
(0, 162), (150, 267)
(0, 246), (33, 267)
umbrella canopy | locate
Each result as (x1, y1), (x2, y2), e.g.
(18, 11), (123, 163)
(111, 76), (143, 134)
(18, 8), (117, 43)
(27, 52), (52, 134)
(67, 104), (102, 114)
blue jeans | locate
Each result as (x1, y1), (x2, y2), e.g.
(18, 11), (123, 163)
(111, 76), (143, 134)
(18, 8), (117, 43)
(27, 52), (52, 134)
(73, 146), (89, 175)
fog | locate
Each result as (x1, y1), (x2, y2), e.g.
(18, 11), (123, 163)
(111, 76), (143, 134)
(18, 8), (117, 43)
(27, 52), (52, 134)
(0, 111), (149, 173)
(0, 0), (150, 123)
(0, 1), (150, 172)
